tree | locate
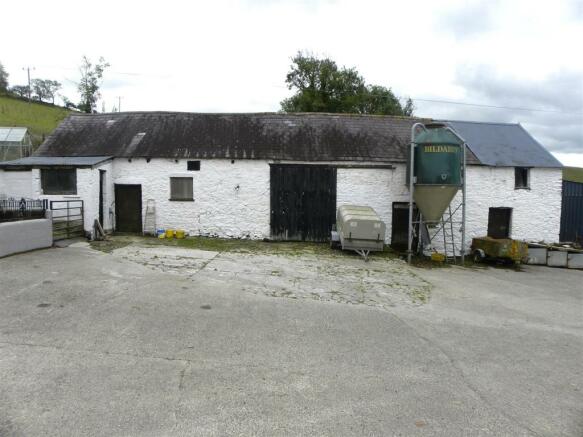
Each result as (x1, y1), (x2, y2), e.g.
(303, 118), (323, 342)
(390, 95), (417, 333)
(77, 56), (109, 113)
(0, 62), (9, 94)
(281, 52), (414, 116)
(61, 95), (77, 110)
(31, 79), (61, 104)
(10, 85), (30, 99)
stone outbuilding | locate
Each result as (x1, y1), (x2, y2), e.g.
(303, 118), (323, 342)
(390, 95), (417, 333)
(0, 112), (563, 252)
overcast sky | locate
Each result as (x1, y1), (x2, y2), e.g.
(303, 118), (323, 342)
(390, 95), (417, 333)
(2, 0), (582, 165)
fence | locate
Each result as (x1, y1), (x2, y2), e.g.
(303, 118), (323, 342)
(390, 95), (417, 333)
(0, 198), (48, 223)
(50, 200), (84, 240)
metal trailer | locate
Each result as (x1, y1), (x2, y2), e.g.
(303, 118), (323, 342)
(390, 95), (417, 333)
(471, 237), (528, 264)
(331, 205), (386, 260)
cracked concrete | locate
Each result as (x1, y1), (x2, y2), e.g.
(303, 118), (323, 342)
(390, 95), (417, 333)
(111, 244), (431, 309)
(0, 242), (581, 436)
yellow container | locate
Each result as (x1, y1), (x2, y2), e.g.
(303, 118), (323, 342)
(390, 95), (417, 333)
(175, 229), (185, 239)
(431, 252), (446, 262)
(158, 233), (165, 239)
(165, 229), (175, 239)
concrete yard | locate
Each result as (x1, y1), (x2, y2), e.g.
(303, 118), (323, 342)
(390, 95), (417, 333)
(0, 239), (581, 436)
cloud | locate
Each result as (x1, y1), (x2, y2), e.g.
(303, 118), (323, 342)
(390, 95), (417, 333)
(439, 0), (502, 38)
(413, 66), (583, 153)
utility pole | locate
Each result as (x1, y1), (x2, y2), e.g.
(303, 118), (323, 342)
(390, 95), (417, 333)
(22, 66), (34, 102)
(117, 96), (122, 112)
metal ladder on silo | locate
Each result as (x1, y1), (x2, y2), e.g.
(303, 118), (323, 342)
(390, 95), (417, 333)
(442, 206), (457, 263)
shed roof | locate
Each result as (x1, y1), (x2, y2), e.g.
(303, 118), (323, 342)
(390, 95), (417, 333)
(0, 127), (28, 143)
(0, 156), (112, 169)
(444, 120), (562, 168)
(34, 112), (447, 163)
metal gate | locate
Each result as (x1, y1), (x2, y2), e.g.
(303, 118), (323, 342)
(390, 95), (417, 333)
(50, 200), (84, 240)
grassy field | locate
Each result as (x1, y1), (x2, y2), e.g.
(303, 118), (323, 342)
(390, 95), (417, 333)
(0, 95), (71, 146)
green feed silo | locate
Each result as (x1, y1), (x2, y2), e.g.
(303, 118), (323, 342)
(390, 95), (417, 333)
(412, 127), (463, 222)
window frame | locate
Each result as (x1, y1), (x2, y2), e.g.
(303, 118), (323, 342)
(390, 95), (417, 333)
(514, 167), (530, 190)
(169, 176), (194, 201)
(40, 168), (77, 195)
(187, 160), (201, 171)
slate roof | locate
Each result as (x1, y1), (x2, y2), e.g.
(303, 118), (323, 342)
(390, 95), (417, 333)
(444, 120), (562, 168)
(32, 112), (560, 167)
(35, 112), (438, 163)
(0, 156), (112, 169)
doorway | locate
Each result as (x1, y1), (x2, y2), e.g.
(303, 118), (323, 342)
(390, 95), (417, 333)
(487, 207), (512, 239)
(391, 202), (419, 251)
(99, 170), (106, 226)
(114, 184), (142, 233)
(270, 165), (337, 242)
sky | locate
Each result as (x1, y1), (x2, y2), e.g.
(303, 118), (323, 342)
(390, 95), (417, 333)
(2, 0), (582, 165)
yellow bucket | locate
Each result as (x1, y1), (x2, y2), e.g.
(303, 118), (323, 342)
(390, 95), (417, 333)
(175, 230), (185, 239)
(165, 229), (175, 239)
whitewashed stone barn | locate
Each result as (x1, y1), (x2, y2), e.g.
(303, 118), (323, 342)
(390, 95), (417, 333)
(0, 112), (563, 251)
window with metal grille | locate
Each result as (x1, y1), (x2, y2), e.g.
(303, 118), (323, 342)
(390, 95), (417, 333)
(187, 160), (201, 171)
(515, 167), (529, 189)
(41, 169), (77, 195)
(170, 177), (193, 201)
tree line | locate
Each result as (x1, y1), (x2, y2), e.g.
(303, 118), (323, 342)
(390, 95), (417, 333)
(1, 51), (413, 117)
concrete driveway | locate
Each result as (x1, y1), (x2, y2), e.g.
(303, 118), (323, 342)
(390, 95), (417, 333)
(0, 240), (581, 436)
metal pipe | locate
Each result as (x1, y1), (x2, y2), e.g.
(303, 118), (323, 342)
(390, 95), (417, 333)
(407, 122), (427, 264)
(461, 141), (467, 264)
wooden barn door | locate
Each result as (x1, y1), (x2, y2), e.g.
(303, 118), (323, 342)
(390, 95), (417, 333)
(270, 165), (337, 242)
(115, 184), (142, 233)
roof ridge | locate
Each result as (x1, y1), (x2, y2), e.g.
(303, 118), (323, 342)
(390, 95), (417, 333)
(68, 111), (428, 121)
(442, 119), (521, 126)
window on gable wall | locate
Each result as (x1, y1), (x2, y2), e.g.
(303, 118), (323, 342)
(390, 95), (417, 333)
(170, 177), (193, 201)
(41, 168), (77, 195)
(514, 167), (529, 189)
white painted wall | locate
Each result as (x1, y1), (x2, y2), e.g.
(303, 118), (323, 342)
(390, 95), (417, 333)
(402, 166), (562, 254)
(27, 162), (114, 237)
(113, 158), (270, 239)
(0, 170), (34, 199)
(0, 160), (563, 249)
(337, 166), (409, 243)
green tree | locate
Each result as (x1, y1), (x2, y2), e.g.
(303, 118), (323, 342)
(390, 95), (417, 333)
(281, 52), (414, 116)
(0, 62), (9, 94)
(77, 56), (109, 113)
(10, 85), (30, 98)
(32, 79), (62, 104)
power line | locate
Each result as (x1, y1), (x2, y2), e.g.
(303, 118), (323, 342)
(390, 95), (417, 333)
(273, 84), (581, 114)
(409, 97), (581, 115)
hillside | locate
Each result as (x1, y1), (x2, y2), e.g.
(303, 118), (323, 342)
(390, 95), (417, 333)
(0, 95), (71, 147)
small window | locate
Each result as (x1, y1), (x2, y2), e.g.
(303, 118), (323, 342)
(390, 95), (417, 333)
(41, 168), (77, 195)
(515, 167), (529, 189)
(170, 177), (193, 201)
(187, 160), (201, 171)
